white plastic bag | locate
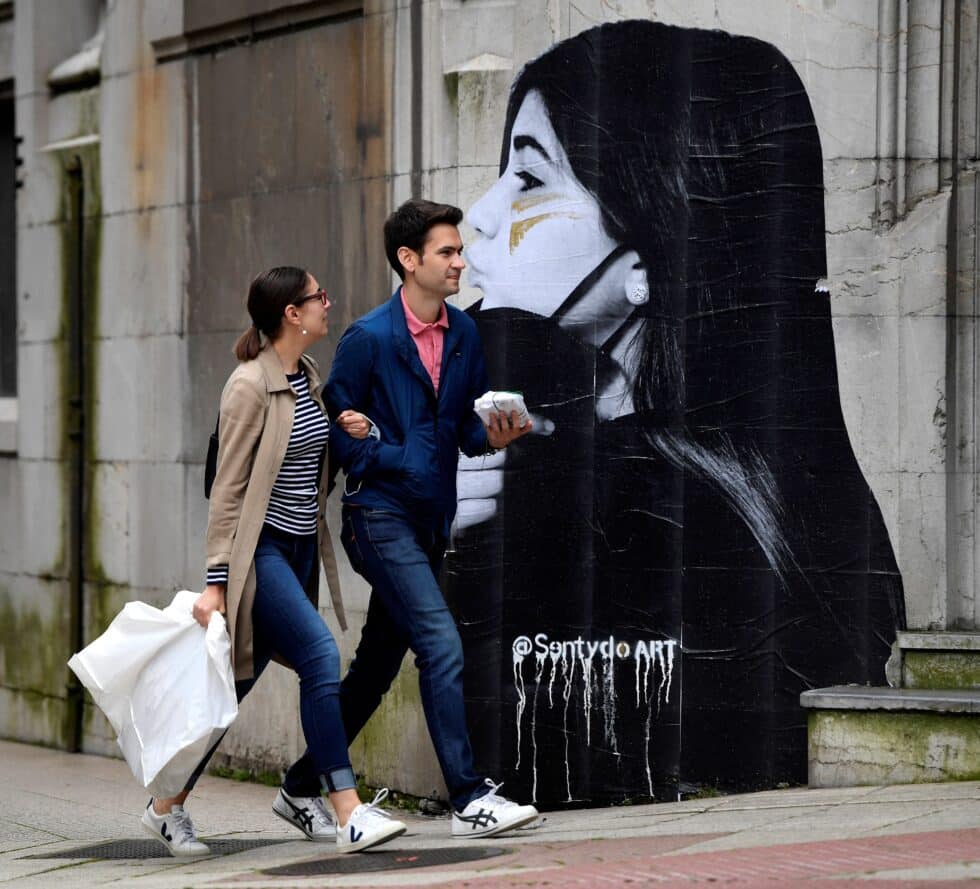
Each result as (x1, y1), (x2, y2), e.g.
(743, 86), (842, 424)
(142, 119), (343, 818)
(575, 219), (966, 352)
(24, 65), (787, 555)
(68, 590), (238, 798)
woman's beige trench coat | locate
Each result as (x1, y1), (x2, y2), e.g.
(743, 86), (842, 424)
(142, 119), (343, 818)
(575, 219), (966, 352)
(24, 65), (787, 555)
(206, 344), (346, 681)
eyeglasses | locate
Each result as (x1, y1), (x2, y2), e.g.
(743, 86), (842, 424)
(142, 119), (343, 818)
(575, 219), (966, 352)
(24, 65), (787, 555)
(293, 289), (329, 307)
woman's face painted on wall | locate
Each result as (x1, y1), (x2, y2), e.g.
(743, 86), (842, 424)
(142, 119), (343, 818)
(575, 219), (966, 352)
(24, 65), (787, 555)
(465, 90), (620, 315)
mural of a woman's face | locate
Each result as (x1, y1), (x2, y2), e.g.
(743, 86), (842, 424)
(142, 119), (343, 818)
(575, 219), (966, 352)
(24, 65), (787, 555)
(452, 20), (906, 809)
(465, 90), (619, 315)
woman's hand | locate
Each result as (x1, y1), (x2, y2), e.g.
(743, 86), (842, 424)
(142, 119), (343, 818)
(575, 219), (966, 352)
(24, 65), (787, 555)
(337, 410), (373, 440)
(193, 584), (226, 628)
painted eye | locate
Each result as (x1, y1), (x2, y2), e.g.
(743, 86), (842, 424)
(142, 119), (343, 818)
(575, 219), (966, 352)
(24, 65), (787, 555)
(516, 170), (544, 191)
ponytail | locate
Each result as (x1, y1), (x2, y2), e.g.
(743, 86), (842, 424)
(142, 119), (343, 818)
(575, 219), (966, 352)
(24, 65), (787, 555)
(234, 324), (262, 361)
(235, 266), (310, 362)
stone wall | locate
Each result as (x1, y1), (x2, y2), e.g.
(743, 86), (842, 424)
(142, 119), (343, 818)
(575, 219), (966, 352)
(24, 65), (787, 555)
(1, 0), (978, 801)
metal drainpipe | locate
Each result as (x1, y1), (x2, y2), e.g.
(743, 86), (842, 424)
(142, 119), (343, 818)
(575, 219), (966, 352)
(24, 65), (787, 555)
(65, 156), (85, 753)
(943, 0), (962, 630)
(410, 0), (422, 197)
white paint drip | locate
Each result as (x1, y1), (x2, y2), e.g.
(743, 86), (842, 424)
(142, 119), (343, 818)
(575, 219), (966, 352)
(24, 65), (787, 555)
(561, 650), (576, 802)
(512, 634), (678, 800)
(530, 652), (547, 802)
(602, 648), (618, 754)
(547, 648), (561, 708)
(581, 651), (595, 745)
(513, 647), (527, 769)
(633, 640), (677, 797)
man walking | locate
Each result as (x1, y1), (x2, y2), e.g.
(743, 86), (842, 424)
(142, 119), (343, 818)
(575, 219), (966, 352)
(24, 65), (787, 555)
(325, 199), (537, 837)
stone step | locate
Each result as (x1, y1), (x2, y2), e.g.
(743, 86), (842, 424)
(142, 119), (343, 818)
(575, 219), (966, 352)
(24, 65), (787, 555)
(885, 631), (980, 689)
(800, 685), (980, 788)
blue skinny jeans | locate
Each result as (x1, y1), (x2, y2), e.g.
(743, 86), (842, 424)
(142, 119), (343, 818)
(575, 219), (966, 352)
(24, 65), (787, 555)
(262, 508), (487, 810)
(184, 524), (355, 795)
(340, 506), (485, 810)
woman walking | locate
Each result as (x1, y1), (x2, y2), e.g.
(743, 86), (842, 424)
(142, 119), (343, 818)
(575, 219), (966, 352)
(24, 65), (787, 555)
(141, 266), (406, 855)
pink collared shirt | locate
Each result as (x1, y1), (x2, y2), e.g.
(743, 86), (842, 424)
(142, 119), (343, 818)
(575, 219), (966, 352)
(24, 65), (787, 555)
(401, 289), (449, 393)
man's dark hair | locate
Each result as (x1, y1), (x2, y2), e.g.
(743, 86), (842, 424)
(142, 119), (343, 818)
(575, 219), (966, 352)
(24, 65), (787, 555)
(384, 198), (464, 279)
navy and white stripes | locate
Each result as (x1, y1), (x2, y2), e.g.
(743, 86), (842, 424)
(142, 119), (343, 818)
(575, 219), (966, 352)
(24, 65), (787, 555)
(206, 370), (329, 586)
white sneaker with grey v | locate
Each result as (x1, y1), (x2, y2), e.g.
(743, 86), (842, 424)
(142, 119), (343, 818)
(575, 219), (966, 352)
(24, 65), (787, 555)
(335, 788), (407, 853)
(141, 800), (211, 856)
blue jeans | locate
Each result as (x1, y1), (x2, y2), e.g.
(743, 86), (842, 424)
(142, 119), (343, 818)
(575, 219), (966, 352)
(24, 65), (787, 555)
(340, 506), (485, 811)
(184, 524), (355, 795)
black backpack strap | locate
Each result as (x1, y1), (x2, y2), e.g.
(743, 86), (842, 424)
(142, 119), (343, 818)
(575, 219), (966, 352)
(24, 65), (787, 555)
(203, 413), (220, 500)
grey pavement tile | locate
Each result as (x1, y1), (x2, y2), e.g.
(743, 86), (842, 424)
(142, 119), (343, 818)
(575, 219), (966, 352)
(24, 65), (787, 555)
(756, 798), (956, 836)
(709, 785), (877, 810)
(1, 791), (140, 841)
(861, 780), (980, 803)
(0, 819), (67, 852)
(860, 798), (980, 835)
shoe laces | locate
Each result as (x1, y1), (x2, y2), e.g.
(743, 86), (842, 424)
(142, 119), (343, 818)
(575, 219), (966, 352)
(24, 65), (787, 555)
(480, 778), (517, 809)
(354, 788), (396, 824)
(170, 807), (200, 844)
(309, 796), (334, 828)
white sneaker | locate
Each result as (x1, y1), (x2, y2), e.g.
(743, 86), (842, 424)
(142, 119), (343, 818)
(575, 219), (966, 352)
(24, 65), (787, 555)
(272, 787), (335, 841)
(141, 800), (211, 856)
(451, 779), (539, 838)
(335, 788), (407, 853)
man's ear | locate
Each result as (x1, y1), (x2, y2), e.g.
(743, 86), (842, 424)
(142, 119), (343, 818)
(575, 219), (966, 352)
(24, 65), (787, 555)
(397, 246), (417, 276)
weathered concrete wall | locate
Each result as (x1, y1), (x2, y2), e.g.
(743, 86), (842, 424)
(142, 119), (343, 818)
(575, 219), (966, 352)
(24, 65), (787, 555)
(2, 0), (979, 803)
(1, 0), (103, 748)
(808, 709), (980, 787)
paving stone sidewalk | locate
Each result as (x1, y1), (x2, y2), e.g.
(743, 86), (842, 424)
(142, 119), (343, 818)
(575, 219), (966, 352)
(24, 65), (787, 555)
(1, 740), (978, 887)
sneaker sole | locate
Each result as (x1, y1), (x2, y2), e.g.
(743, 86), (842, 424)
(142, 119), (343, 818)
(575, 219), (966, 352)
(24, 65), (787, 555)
(452, 810), (538, 839)
(140, 816), (211, 857)
(271, 802), (335, 842)
(337, 823), (407, 854)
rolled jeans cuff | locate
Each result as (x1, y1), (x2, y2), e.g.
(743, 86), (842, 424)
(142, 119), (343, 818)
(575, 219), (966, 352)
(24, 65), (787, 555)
(320, 766), (357, 794)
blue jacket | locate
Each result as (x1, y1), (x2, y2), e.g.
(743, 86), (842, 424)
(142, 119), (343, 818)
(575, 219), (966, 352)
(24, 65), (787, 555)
(324, 289), (490, 536)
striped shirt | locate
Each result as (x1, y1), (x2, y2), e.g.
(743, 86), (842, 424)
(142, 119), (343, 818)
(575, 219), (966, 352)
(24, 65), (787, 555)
(206, 370), (329, 586)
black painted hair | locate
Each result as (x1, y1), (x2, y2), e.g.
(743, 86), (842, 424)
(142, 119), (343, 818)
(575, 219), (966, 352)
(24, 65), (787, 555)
(384, 198), (464, 280)
(501, 21), (829, 582)
(501, 20), (827, 425)
(234, 266), (310, 361)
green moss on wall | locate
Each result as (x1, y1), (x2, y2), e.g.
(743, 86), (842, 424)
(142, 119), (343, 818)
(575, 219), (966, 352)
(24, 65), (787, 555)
(349, 658), (440, 795)
(54, 140), (103, 583)
(0, 581), (71, 703)
(903, 651), (980, 690)
(809, 709), (980, 785)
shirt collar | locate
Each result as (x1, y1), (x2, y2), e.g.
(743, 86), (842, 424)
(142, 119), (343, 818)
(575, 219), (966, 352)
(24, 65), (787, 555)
(401, 288), (449, 335)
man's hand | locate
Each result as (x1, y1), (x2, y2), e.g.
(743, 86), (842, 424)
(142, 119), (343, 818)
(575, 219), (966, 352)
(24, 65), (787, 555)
(193, 584), (226, 628)
(486, 410), (532, 450)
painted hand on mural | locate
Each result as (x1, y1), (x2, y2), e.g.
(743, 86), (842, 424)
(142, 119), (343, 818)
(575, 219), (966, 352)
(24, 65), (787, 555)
(453, 411), (553, 533)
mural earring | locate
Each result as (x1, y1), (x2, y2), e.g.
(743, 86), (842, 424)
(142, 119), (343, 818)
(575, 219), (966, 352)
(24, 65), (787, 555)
(624, 266), (649, 306)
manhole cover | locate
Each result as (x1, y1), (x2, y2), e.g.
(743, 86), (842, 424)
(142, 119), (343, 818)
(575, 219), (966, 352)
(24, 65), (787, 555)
(23, 838), (288, 860)
(263, 845), (511, 876)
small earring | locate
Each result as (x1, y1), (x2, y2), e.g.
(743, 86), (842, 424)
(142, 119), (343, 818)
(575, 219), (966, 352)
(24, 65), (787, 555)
(624, 266), (649, 306)
(301, 328), (308, 335)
